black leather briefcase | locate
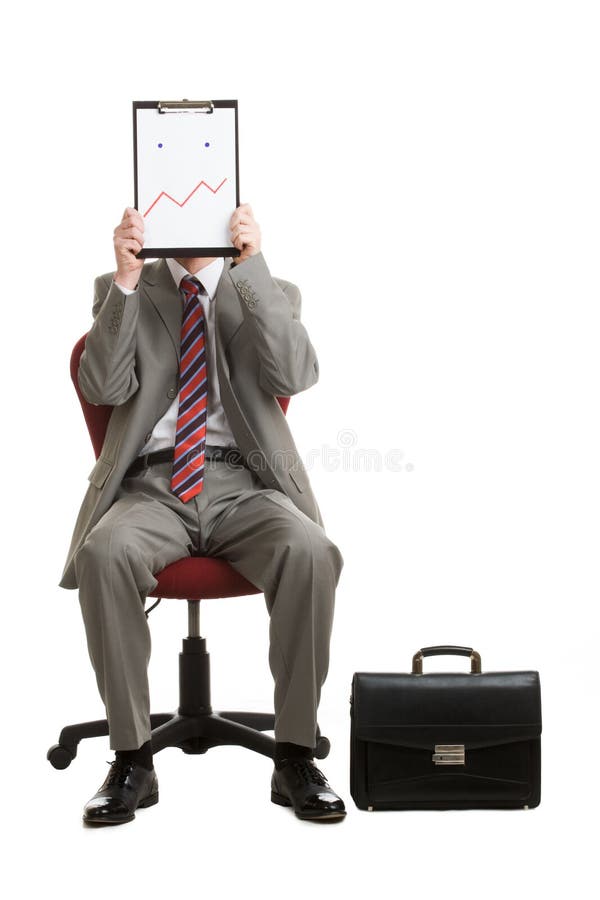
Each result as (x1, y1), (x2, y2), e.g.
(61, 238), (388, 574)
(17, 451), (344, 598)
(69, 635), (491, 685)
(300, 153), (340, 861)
(350, 645), (541, 811)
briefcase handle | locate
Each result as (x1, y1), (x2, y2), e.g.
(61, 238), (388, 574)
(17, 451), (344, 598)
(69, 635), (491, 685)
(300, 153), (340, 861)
(412, 645), (482, 674)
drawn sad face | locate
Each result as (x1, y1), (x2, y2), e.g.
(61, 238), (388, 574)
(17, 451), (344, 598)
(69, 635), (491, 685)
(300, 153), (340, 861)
(144, 140), (224, 216)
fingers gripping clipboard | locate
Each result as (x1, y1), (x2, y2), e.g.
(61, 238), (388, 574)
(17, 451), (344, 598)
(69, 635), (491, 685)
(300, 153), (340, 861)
(133, 99), (241, 258)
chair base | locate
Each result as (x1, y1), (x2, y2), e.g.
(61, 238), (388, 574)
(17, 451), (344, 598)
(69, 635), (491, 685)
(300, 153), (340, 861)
(47, 634), (330, 770)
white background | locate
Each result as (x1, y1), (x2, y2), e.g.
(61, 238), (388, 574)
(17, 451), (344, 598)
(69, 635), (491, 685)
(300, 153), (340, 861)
(1, 0), (598, 896)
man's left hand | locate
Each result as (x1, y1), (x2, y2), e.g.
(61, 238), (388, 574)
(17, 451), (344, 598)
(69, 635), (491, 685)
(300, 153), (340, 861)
(230, 203), (261, 263)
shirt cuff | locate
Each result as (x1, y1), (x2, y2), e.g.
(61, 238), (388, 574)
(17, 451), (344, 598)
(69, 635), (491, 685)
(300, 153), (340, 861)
(113, 279), (137, 295)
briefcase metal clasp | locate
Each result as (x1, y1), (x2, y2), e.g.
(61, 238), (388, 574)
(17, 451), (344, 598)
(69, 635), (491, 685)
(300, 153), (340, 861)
(432, 744), (465, 765)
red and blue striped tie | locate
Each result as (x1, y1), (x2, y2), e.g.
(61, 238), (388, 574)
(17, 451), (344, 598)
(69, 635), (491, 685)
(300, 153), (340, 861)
(171, 275), (208, 503)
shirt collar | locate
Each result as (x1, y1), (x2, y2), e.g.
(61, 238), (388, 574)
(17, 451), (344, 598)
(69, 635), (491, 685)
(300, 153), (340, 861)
(165, 256), (224, 301)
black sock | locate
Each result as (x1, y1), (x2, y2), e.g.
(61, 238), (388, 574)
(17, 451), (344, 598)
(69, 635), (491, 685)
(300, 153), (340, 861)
(115, 739), (153, 771)
(274, 740), (313, 770)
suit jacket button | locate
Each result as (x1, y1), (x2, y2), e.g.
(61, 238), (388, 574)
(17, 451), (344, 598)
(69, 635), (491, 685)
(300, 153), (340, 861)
(167, 387), (177, 399)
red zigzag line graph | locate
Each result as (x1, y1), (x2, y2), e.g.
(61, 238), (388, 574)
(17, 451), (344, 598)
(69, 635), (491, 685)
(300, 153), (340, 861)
(143, 176), (228, 217)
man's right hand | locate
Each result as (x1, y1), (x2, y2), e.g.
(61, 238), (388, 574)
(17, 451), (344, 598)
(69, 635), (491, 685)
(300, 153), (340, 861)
(114, 207), (145, 291)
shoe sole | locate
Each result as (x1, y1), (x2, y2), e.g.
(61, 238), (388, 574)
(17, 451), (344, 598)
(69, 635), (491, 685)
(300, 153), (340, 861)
(83, 791), (159, 826)
(271, 790), (347, 821)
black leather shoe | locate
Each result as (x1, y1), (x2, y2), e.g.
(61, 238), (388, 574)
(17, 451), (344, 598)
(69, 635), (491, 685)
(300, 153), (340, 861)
(271, 758), (347, 821)
(83, 759), (159, 826)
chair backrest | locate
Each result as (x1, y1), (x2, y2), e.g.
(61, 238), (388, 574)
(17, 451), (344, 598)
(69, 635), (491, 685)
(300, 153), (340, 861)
(71, 333), (290, 459)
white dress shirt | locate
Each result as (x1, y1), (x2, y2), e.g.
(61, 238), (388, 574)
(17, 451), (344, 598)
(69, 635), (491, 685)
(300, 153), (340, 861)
(115, 256), (237, 455)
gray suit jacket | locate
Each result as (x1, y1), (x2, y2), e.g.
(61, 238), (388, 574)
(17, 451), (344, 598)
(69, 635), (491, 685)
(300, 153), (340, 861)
(59, 251), (323, 590)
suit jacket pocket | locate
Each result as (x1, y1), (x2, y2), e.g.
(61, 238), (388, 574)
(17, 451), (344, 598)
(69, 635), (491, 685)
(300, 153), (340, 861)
(88, 455), (114, 489)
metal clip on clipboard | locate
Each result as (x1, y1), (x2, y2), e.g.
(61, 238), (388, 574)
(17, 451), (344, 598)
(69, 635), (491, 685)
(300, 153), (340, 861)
(158, 100), (215, 114)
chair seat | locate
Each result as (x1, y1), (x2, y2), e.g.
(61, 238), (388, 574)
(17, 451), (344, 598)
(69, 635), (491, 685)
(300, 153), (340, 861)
(151, 556), (262, 600)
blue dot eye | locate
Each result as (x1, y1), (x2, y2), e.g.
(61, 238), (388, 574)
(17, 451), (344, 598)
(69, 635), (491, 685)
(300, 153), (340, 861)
(158, 142), (163, 148)
(204, 141), (210, 148)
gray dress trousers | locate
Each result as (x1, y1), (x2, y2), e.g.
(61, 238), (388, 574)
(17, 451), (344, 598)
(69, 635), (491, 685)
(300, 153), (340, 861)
(73, 456), (344, 752)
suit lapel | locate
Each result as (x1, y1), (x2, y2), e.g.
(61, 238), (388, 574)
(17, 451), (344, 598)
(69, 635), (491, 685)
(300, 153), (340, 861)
(215, 257), (245, 348)
(142, 258), (183, 362)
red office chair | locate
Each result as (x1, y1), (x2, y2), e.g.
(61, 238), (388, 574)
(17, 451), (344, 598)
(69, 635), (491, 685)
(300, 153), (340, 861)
(47, 333), (330, 770)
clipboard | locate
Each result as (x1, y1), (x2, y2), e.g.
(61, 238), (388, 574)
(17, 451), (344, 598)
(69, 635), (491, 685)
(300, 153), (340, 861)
(133, 99), (240, 258)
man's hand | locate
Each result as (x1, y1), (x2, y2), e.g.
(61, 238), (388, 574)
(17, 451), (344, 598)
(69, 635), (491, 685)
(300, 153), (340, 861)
(114, 207), (145, 290)
(230, 203), (261, 264)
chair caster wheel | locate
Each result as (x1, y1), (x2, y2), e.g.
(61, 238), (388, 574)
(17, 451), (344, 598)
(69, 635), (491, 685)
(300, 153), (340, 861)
(47, 744), (75, 769)
(315, 736), (330, 759)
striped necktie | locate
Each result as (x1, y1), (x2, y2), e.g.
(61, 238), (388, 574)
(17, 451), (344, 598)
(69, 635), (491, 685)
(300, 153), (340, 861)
(170, 275), (208, 502)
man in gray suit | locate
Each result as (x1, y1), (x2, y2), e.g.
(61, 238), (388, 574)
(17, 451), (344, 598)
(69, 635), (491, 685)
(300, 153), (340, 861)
(60, 203), (346, 825)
